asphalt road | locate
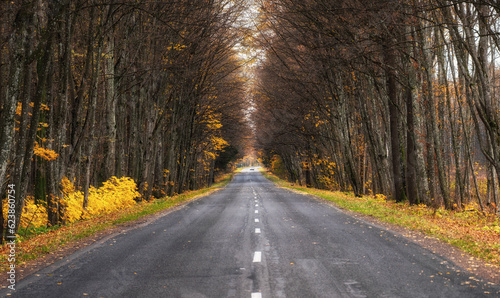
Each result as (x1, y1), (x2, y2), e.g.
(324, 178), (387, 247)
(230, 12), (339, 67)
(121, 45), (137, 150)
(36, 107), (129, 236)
(3, 170), (500, 297)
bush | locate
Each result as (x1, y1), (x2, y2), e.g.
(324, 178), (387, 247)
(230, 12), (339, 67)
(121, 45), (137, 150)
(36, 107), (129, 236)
(61, 176), (140, 222)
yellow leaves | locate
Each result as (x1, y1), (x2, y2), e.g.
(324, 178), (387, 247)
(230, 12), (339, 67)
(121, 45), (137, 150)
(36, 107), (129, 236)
(61, 176), (140, 223)
(161, 43), (187, 65)
(211, 136), (228, 151)
(463, 203), (478, 212)
(375, 194), (387, 201)
(71, 49), (84, 58)
(2, 196), (48, 229)
(414, 203), (428, 212)
(33, 142), (59, 161)
(304, 112), (327, 128)
(204, 114), (223, 131)
(195, 106), (229, 164)
(170, 43), (186, 51)
(21, 197), (48, 228)
(480, 225), (500, 234)
(40, 104), (50, 111)
(205, 151), (216, 160)
(16, 102), (49, 117)
(61, 176), (76, 194)
(16, 102), (22, 116)
(315, 120), (325, 127)
(270, 155), (287, 179)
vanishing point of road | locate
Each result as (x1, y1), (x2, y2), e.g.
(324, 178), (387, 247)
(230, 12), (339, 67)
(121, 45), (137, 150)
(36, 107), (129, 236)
(3, 170), (500, 297)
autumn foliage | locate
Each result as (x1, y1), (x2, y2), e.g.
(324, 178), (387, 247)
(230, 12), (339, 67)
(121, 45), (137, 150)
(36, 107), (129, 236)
(2, 177), (140, 230)
(253, 0), (500, 215)
(61, 177), (140, 223)
(0, 0), (250, 239)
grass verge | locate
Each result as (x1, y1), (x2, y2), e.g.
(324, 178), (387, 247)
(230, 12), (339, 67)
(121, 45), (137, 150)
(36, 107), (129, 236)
(261, 170), (500, 268)
(0, 173), (234, 274)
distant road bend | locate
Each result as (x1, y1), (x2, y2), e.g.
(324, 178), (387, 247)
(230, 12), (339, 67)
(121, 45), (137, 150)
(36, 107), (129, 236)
(4, 169), (500, 297)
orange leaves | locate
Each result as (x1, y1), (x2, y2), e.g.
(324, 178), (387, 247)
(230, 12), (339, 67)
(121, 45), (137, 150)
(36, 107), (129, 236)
(197, 107), (228, 165)
(33, 142), (59, 161)
(16, 102), (50, 116)
(203, 111), (224, 131)
(210, 136), (228, 152)
(16, 102), (22, 116)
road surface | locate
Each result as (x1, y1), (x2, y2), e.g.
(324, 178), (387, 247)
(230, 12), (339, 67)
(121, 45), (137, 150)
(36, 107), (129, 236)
(3, 170), (499, 297)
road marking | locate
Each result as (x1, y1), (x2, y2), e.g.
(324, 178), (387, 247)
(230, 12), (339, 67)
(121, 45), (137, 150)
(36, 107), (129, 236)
(255, 228), (261, 234)
(253, 251), (262, 262)
(251, 293), (262, 298)
(255, 204), (259, 207)
(255, 219), (259, 223)
(255, 210), (259, 214)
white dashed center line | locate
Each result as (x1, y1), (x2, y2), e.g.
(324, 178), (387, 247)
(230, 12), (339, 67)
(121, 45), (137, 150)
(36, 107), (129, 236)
(251, 186), (263, 297)
(253, 251), (262, 262)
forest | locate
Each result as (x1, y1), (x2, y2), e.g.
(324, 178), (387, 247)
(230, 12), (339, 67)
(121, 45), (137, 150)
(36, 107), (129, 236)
(1, 0), (500, 244)
(253, 0), (500, 215)
(0, 0), (251, 240)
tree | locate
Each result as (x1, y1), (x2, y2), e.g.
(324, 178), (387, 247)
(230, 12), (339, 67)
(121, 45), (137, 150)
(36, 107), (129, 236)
(0, 0), (249, 239)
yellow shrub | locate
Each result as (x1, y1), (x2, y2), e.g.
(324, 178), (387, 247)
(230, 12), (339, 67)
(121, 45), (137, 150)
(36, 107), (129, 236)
(20, 198), (48, 228)
(318, 175), (339, 190)
(1, 177), (140, 231)
(61, 176), (140, 223)
(2, 196), (48, 230)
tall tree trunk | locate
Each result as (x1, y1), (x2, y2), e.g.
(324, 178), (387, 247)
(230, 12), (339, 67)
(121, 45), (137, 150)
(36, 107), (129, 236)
(384, 46), (404, 202)
(105, 23), (117, 179)
(359, 76), (392, 196)
(0, 3), (31, 211)
(82, 6), (102, 212)
(14, 15), (55, 234)
(405, 82), (418, 205)
(47, 0), (73, 226)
